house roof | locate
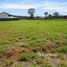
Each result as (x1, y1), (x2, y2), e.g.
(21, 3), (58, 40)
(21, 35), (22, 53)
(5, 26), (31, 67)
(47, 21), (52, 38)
(0, 12), (12, 16)
(0, 12), (29, 19)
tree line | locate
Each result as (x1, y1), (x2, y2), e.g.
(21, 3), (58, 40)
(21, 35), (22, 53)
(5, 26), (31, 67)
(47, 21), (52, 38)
(28, 8), (66, 19)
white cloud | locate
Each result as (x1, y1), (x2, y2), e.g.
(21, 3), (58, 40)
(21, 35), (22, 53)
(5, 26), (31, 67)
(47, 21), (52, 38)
(42, 1), (67, 12)
(0, 1), (67, 13)
(0, 3), (40, 9)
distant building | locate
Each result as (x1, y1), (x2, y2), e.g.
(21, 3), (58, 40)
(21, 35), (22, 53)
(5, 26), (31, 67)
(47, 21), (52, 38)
(0, 12), (30, 20)
(0, 12), (16, 18)
(0, 12), (21, 20)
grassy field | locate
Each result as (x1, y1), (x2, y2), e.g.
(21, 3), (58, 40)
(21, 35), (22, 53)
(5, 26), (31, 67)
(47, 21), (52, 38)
(0, 20), (67, 67)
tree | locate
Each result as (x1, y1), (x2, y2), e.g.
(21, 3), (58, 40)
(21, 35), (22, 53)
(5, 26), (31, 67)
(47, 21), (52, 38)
(48, 14), (52, 19)
(28, 8), (35, 18)
(53, 12), (60, 17)
(49, 14), (52, 17)
(44, 12), (48, 17)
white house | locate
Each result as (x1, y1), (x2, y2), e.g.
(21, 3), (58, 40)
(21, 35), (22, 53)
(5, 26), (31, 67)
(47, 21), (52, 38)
(0, 12), (16, 19)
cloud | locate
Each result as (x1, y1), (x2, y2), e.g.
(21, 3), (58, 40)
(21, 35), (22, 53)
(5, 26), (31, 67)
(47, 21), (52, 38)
(0, 1), (67, 13)
(0, 3), (39, 9)
(42, 1), (67, 12)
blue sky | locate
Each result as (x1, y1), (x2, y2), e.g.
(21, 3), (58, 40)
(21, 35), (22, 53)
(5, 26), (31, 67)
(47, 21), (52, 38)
(0, 0), (67, 16)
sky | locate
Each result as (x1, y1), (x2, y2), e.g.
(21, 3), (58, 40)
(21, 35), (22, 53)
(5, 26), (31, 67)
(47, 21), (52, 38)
(0, 0), (67, 16)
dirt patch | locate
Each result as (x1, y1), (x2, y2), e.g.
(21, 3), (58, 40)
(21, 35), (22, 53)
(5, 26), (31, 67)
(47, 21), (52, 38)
(7, 47), (32, 60)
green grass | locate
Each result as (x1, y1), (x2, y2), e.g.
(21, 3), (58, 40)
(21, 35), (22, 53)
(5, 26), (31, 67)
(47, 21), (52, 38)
(0, 20), (67, 50)
(0, 19), (67, 67)
(19, 52), (38, 61)
(0, 20), (67, 39)
(56, 45), (67, 53)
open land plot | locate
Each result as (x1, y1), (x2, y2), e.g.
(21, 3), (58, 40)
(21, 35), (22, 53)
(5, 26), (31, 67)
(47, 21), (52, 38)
(0, 20), (67, 67)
